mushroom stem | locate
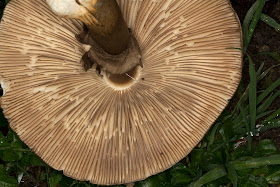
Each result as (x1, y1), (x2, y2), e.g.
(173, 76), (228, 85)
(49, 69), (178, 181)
(80, 0), (130, 55)
(47, 0), (142, 74)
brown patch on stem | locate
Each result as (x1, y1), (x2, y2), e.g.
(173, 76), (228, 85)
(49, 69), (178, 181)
(77, 25), (142, 74)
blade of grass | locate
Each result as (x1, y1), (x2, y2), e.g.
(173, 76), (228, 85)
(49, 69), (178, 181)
(260, 119), (280, 132)
(192, 166), (227, 187)
(230, 155), (280, 170)
(248, 56), (257, 133)
(257, 78), (280, 103)
(260, 13), (280, 32)
(243, 0), (267, 53)
(256, 62), (265, 76)
(238, 104), (251, 151)
(242, 0), (259, 51)
(232, 61), (269, 117)
(211, 137), (237, 153)
(231, 88), (249, 119)
(257, 64), (280, 82)
(263, 108), (280, 124)
(257, 90), (280, 113)
(256, 110), (274, 120)
(226, 163), (238, 187)
(233, 77), (280, 128)
(81, 181), (91, 187)
(207, 122), (221, 151)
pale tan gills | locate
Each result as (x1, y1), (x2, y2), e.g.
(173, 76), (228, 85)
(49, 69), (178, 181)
(0, 0), (242, 185)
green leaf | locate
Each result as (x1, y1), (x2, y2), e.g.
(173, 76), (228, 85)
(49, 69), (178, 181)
(260, 13), (280, 32)
(242, 0), (259, 52)
(226, 163), (238, 187)
(257, 139), (278, 156)
(261, 119), (280, 132)
(243, 0), (267, 52)
(59, 176), (74, 187)
(257, 78), (280, 104)
(230, 154), (280, 170)
(263, 108), (280, 124)
(1, 136), (24, 162)
(219, 122), (234, 143)
(30, 154), (46, 166)
(2, 148), (23, 162)
(257, 63), (279, 82)
(197, 152), (224, 171)
(261, 74), (273, 90)
(230, 146), (250, 161)
(248, 56), (257, 133)
(40, 172), (46, 181)
(48, 171), (63, 187)
(265, 165), (280, 184)
(236, 168), (253, 176)
(257, 90), (280, 114)
(252, 165), (269, 176)
(171, 172), (192, 186)
(238, 174), (268, 187)
(170, 163), (187, 175)
(207, 123), (221, 151)
(192, 166), (227, 187)
(6, 130), (13, 142)
(256, 110), (274, 120)
(0, 132), (9, 147)
(135, 175), (163, 187)
(20, 154), (31, 166)
(190, 149), (203, 169)
(0, 165), (18, 187)
(157, 170), (171, 182)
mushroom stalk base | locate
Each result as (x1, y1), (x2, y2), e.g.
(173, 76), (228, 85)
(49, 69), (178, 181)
(77, 26), (142, 75)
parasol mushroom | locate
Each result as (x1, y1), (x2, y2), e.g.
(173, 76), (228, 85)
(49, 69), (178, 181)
(0, 0), (242, 185)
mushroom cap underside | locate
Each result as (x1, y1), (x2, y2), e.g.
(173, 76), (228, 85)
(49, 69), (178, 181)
(0, 0), (242, 185)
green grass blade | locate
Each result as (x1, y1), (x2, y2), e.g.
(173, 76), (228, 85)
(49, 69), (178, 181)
(207, 123), (221, 151)
(256, 62), (265, 76)
(260, 119), (280, 132)
(257, 78), (280, 103)
(232, 61), (269, 118)
(260, 13), (280, 32)
(256, 110), (275, 120)
(248, 56), (257, 131)
(234, 77), (280, 128)
(230, 155), (280, 170)
(263, 108), (280, 124)
(242, 0), (259, 51)
(257, 90), (280, 113)
(243, 0), (267, 53)
(238, 104), (251, 150)
(231, 88), (249, 119)
(257, 64), (280, 82)
(192, 166), (227, 187)
(226, 163), (238, 187)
